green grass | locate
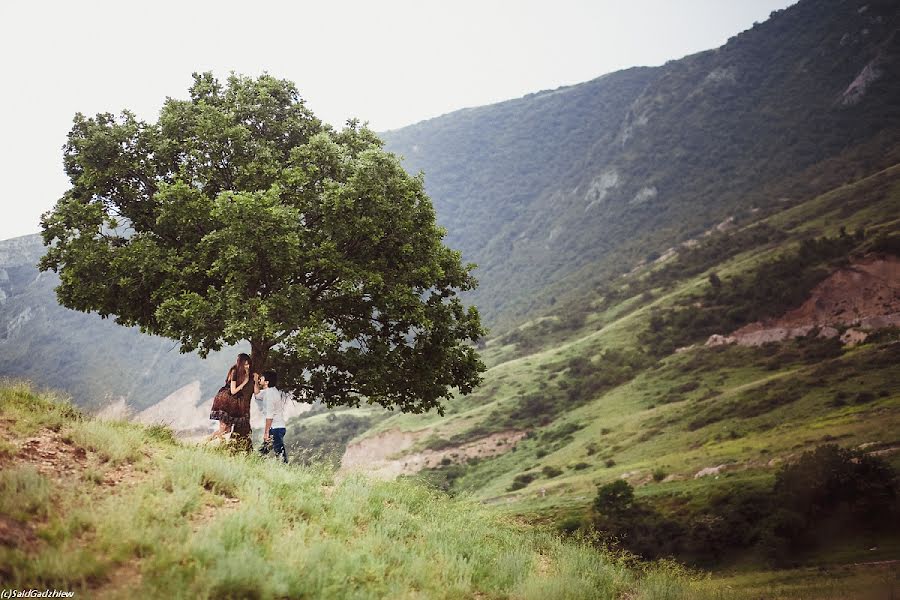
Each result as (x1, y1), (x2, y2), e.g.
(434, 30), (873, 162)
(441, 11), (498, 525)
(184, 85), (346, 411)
(0, 382), (721, 599)
(66, 419), (146, 466)
(0, 464), (53, 520)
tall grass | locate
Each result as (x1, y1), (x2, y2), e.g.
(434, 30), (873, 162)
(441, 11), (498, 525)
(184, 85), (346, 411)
(0, 464), (52, 520)
(0, 383), (710, 599)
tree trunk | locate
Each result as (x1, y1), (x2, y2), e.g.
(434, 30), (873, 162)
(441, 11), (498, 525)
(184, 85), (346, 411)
(250, 341), (269, 376)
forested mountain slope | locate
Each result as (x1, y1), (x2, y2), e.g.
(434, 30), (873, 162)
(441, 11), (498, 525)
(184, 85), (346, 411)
(383, 0), (900, 328)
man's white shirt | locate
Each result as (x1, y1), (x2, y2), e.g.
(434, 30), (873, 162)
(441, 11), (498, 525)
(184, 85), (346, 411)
(253, 387), (286, 429)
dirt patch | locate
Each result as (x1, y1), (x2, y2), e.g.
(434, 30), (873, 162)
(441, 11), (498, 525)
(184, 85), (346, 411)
(866, 443), (900, 458)
(694, 464), (729, 479)
(15, 428), (91, 480)
(709, 256), (900, 347)
(536, 553), (552, 577)
(341, 429), (527, 479)
(102, 461), (145, 488)
(342, 429), (422, 472)
(0, 514), (40, 551)
(90, 558), (143, 599)
(1, 420), (149, 491)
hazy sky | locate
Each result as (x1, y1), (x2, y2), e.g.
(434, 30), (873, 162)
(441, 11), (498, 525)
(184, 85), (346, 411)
(0, 0), (794, 241)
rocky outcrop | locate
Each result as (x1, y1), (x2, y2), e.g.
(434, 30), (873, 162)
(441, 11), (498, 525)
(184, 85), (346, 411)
(706, 256), (900, 348)
(694, 464), (729, 479)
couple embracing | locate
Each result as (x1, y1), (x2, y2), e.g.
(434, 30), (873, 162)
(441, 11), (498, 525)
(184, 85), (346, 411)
(207, 353), (289, 463)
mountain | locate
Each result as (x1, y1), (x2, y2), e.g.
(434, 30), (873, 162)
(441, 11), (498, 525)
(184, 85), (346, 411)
(382, 0), (900, 328)
(0, 234), (237, 412)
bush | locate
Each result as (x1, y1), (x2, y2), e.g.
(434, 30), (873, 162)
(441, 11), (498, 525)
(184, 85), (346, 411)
(774, 444), (897, 526)
(424, 436), (455, 451)
(593, 480), (635, 515)
(582, 444), (898, 568)
(508, 472), (537, 491)
(854, 391), (876, 404)
(759, 444), (898, 566)
(542, 466), (564, 478)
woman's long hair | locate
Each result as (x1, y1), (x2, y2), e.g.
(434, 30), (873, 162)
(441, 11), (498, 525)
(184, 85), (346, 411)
(229, 353), (252, 384)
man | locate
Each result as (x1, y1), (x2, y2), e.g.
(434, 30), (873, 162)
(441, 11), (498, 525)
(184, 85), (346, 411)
(254, 370), (288, 463)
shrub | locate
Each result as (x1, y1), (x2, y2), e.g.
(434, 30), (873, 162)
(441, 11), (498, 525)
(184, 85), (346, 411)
(146, 423), (178, 445)
(542, 466), (564, 478)
(593, 480), (635, 515)
(854, 391), (876, 404)
(508, 472), (537, 491)
(424, 436), (455, 451)
(764, 444), (898, 565)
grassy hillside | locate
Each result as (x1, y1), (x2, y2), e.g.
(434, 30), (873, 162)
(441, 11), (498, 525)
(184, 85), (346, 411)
(0, 381), (732, 600)
(304, 164), (900, 579)
(4, 382), (896, 599)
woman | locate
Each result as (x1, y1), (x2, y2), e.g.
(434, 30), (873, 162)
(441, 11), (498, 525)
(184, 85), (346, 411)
(207, 353), (252, 442)
(228, 366), (255, 452)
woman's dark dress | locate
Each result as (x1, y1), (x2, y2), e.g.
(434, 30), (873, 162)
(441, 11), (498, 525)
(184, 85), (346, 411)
(209, 377), (236, 424)
(229, 386), (253, 452)
(209, 367), (253, 451)
(209, 371), (251, 426)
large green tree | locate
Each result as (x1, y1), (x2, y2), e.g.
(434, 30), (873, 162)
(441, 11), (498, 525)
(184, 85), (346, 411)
(40, 72), (485, 414)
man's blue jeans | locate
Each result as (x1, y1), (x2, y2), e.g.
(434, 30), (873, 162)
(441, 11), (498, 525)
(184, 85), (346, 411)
(260, 428), (288, 463)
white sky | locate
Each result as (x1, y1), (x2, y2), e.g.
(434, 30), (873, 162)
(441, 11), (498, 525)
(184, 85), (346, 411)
(0, 0), (794, 241)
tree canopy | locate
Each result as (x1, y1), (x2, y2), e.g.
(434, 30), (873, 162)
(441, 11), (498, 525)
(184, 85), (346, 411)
(40, 72), (485, 414)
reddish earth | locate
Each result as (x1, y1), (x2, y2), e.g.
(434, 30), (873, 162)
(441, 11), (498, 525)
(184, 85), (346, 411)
(708, 255), (900, 347)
